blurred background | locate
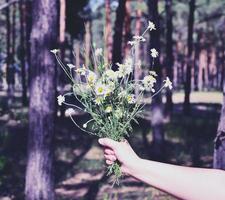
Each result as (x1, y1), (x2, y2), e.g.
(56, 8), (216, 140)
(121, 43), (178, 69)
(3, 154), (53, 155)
(0, 0), (225, 199)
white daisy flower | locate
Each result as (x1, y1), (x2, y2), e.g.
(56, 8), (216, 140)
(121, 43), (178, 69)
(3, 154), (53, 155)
(87, 71), (97, 85)
(149, 71), (157, 77)
(133, 36), (146, 42)
(95, 83), (112, 97)
(105, 106), (112, 113)
(57, 95), (65, 106)
(150, 48), (159, 58)
(65, 108), (75, 117)
(164, 77), (173, 90)
(50, 49), (59, 54)
(95, 97), (103, 105)
(128, 41), (136, 46)
(127, 94), (136, 104)
(104, 70), (118, 80)
(148, 21), (156, 31)
(67, 64), (76, 70)
(75, 67), (86, 75)
(143, 75), (156, 92)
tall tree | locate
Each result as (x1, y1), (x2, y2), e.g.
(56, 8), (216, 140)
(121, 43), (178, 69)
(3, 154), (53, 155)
(19, 0), (28, 105)
(25, 0), (58, 199)
(6, 0), (11, 85)
(213, 68), (225, 169)
(148, 0), (165, 160)
(12, 2), (16, 58)
(165, 0), (174, 115)
(193, 29), (202, 91)
(104, 0), (112, 63)
(183, 0), (196, 114)
(112, 0), (127, 70)
(165, 0), (174, 114)
(124, 0), (132, 57)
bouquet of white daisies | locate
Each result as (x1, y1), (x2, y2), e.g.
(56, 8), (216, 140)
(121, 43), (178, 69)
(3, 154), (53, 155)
(51, 21), (172, 185)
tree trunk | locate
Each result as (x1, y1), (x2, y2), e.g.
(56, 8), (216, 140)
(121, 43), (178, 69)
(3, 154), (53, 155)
(104, 0), (112, 63)
(148, 0), (165, 160)
(183, 0), (195, 114)
(124, 0), (132, 57)
(12, 2), (16, 58)
(165, 0), (174, 115)
(213, 69), (225, 169)
(25, 0), (58, 199)
(6, 0), (11, 86)
(25, 0), (32, 86)
(112, 0), (126, 70)
(194, 30), (201, 91)
(19, 0), (28, 105)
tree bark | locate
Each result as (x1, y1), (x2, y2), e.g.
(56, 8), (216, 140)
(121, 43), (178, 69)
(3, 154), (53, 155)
(104, 0), (112, 63)
(124, 0), (132, 57)
(6, 0), (11, 86)
(25, 0), (58, 199)
(148, 0), (165, 160)
(112, 0), (127, 70)
(213, 69), (225, 169)
(19, 0), (28, 105)
(193, 30), (201, 91)
(12, 2), (16, 58)
(165, 0), (174, 115)
(183, 0), (195, 114)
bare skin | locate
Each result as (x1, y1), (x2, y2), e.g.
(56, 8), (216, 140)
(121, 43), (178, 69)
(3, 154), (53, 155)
(99, 138), (225, 200)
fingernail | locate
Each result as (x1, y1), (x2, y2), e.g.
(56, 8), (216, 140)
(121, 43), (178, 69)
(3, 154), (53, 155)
(98, 138), (103, 145)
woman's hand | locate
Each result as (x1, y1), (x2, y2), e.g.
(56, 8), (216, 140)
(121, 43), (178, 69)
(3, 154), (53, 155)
(98, 138), (140, 175)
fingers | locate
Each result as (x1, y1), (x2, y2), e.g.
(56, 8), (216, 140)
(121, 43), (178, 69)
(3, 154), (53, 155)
(106, 160), (114, 165)
(104, 154), (116, 162)
(104, 153), (116, 165)
(104, 148), (115, 155)
(98, 138), (118, 150)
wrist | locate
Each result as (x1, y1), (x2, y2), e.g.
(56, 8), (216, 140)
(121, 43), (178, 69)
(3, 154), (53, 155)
(125, 156), (143, 176)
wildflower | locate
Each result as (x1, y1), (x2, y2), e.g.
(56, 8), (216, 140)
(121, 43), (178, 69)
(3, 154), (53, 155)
(128, 41), (136, 46)
(148, 21), (156, 31)
(50, 49), (59, 54)
(87, 71), (97, 85)
(104, 70), (118, 80)
(95, 83), (112, 97)
(57, 95), (65, 106)
(143, 75), (156, 92)
(105, 106), (112, 113)
(164, 77), (173, 90)
(116, 58), (133, 78)
(83, 123), (87, 128)
(67, 64), (76, 70)
(127, 94), (136, 104)
(149, 71), (157, 77)
(75, 67), (86, 75)
(95, 97), (103, 105)
(95, 48), (103, 57)
(150, 48), (159, 58)
(65, 108), (75, 117)
(133, 36), (146, 42)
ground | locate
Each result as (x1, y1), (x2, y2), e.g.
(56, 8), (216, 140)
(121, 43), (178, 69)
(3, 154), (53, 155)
(0, 91), (222, 200)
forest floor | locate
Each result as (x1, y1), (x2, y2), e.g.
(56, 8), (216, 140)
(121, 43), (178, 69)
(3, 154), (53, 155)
(0, 91), (222, 200)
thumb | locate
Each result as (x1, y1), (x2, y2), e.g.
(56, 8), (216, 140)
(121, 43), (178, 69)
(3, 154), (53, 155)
(98, 138), (118, 150)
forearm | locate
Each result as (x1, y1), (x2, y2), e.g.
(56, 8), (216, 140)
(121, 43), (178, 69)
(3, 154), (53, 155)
(128, 158), (225, 200)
